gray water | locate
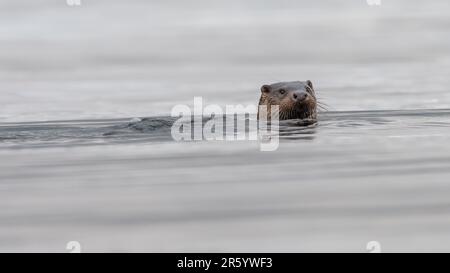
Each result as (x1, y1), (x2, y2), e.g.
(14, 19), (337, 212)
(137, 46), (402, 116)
(1, 0), (450, 252)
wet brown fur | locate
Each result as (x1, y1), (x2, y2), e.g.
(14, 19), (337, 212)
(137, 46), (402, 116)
(258, 81), (317, 121)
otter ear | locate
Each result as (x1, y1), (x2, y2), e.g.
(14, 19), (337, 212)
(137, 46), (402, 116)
(261, 85), (271, 93)
(306, 80), (314, 90)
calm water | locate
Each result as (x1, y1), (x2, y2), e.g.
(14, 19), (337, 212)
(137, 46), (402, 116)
(1, 0), (450, 252)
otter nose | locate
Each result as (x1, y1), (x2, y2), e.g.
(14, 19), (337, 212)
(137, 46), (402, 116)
(292, 91), (308, 102)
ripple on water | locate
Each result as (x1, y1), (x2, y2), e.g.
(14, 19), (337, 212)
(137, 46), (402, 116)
(0, 109), (449, 148)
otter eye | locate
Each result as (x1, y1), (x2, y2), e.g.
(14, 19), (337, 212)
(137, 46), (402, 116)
(279, 89), (286, 94)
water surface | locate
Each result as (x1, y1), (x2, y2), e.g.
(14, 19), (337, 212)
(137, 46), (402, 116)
(2, 110), (450, 252)
(2, 0), (450, 252)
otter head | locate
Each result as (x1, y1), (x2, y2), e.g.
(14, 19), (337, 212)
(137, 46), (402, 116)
(258, 81), (317, 120)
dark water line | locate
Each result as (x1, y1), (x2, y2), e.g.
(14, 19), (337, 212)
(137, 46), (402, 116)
(1, 108), (450, 126)
(1, 108), (450, 149)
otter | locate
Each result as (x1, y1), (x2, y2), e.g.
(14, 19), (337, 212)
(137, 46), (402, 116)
(258, 80), (317, 121)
